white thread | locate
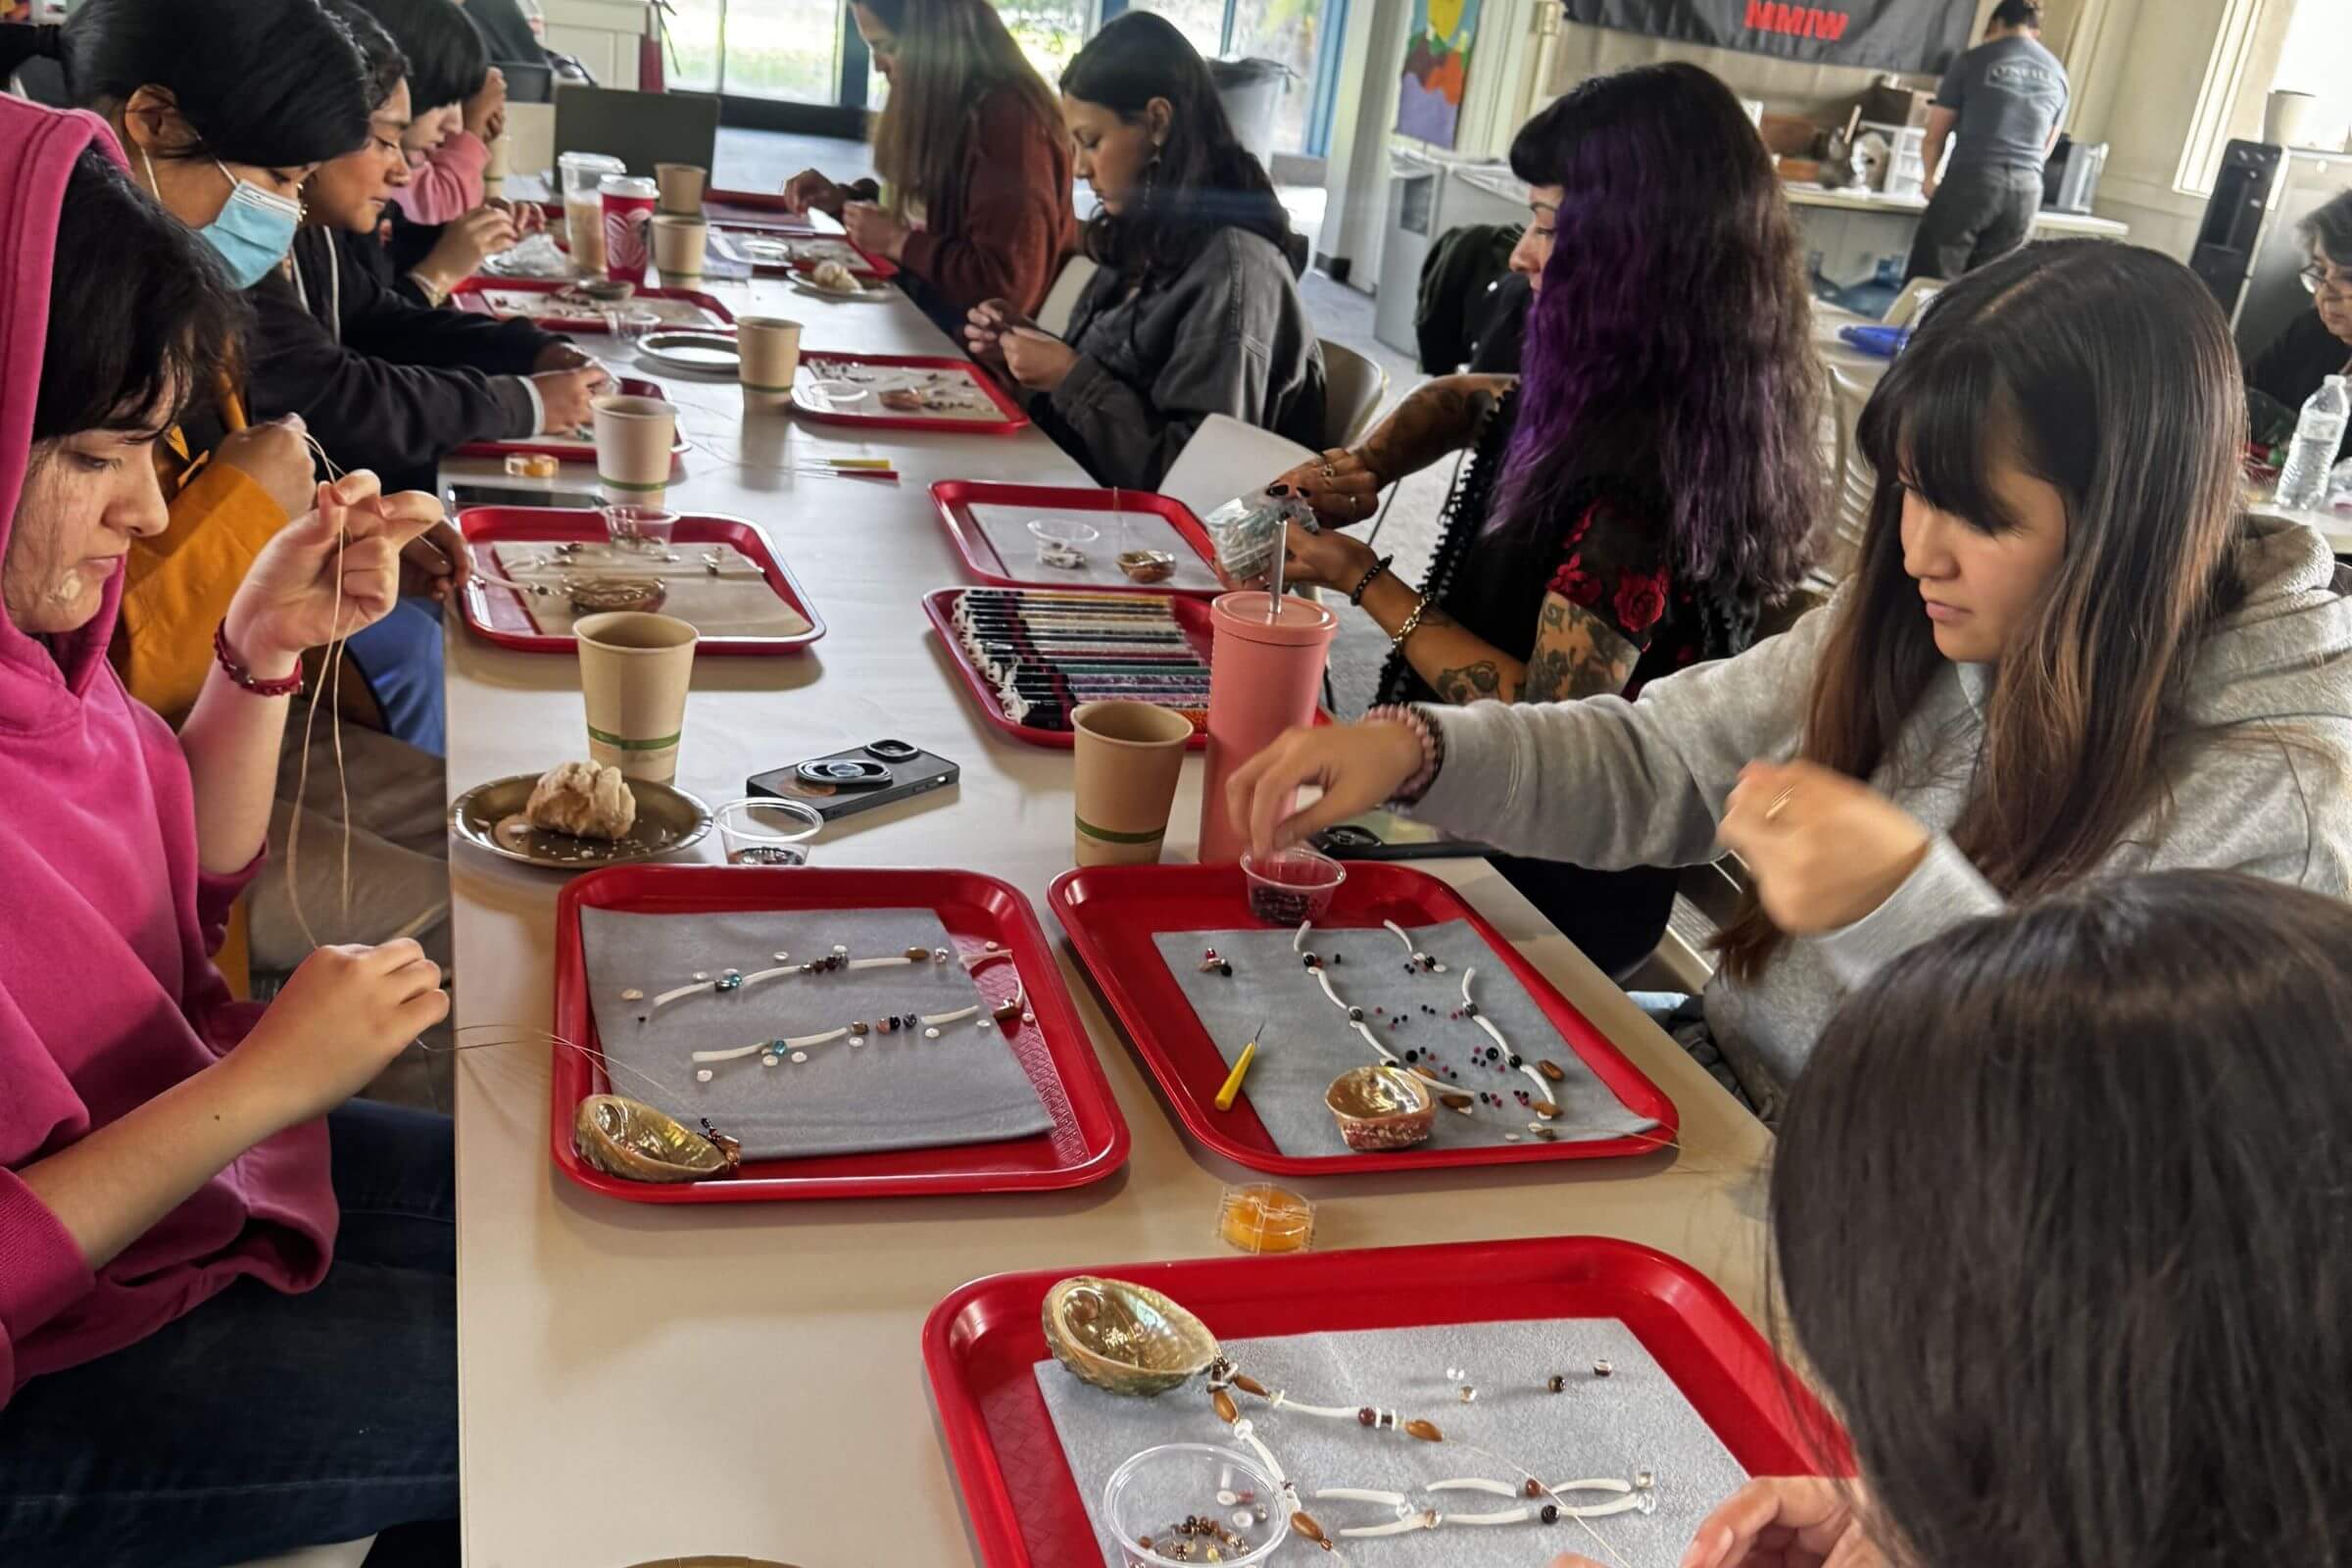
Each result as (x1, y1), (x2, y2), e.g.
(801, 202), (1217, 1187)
(1293, 917), (1313, 953)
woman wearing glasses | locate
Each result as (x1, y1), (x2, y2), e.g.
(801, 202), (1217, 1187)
(2249, 188), (2352, 411)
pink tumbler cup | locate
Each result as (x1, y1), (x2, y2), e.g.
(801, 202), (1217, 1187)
(599, 174), (659, 285)
(1198, 591), (1339, 863)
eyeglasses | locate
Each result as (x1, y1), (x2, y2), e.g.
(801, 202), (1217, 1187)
(2300, 261), (2352, 298)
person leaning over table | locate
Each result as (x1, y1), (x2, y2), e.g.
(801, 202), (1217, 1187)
(780, 0), (1077, 335)
(1227, 240), (2352, 1119)
(1252, 64), (1821, 979)
(0, 97), (459, 1565)
(2248, 187), (2352, 414)
(962, 11), (1325, 492)
(368, 0), (507, 226)
(1904, 0), (2069, 283)
(1546, 870), (2352, 1568)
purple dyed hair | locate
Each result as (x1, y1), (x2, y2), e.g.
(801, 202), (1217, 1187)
(1494, 62), (1820, 599)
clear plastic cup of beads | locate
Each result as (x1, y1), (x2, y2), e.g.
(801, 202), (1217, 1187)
(714, 798), (822, 865)
(1102, 1443), (1290, 1568)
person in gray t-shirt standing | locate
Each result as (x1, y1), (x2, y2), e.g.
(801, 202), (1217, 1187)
(1905, 0), (2070, 281)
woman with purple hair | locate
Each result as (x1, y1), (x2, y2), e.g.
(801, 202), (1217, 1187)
(1267, 63), (1821, 974)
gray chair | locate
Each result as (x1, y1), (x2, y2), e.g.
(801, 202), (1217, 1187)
(1320, 340), (1389, 450)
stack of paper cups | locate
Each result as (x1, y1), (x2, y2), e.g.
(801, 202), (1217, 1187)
(737, 317), (803, 414)
(591, 394), (677, 508)
(575, 612), (699, 785)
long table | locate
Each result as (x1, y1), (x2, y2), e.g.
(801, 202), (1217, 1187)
(442, 266), (1773, 1564)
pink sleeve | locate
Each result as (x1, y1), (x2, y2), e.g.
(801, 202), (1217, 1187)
(196, 853), (264, 955)
(0, 1168), (95, 1402)
(391, 131), (489, 224)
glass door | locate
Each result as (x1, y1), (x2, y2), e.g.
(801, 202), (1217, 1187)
(662, 0), (873, 134)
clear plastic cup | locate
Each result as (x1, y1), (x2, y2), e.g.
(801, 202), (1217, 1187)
(1029, 517), (1101, 570)
(602, 505), (679, 553)
(1101, 1443), (1290, 1568)
(603, 306), (662, 343)
(714, 798), (823, 866)
(1239, 847), (1346, 925)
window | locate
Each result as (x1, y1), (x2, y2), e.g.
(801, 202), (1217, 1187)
(2271, 0), (2352, 152)
(2174, 0), (2272, 197)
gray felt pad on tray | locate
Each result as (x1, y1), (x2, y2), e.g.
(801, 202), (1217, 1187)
(1035, 1317), (1748, 1568)
(1151, 922), (1658, 1157)
(967, 503), (1222, 592)
(580, 906), (1054, 1160)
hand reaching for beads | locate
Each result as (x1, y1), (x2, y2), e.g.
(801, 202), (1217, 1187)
(1549, 1477), (1887, 1568)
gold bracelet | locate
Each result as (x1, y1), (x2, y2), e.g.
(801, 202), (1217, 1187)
(1389, 595), (1429, 649)
(409, 270), (448, 307)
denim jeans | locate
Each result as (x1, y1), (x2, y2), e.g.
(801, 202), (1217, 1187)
(0, 1101), (458, 1567)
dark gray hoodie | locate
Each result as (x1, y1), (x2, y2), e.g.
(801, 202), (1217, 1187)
(1407, 514), (2352, 1101)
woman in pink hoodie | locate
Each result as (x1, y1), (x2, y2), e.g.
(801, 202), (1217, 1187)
(0, 97), (460, 1563)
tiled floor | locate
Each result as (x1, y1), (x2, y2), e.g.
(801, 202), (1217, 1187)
(709, 127), (1446, 714)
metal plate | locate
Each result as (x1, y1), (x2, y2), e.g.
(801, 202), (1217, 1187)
(634, 330), (741, 376)
(451, 773), (713, 869)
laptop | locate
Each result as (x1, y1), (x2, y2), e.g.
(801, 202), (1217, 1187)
(553, 86), (721, 179)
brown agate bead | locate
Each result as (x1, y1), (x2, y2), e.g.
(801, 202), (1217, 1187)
(1232, 1373), (1269, 1397)
(1523, 1478), (1544, 1498)
(1537, 1058), (1567, 1082)
(1212, 1388), (1239, 1424)
(1292, 1511), (1330, 1546)
(1403, 1418), (1443, 1442)
(1532, 1100), (1560, 1119)
(1356, 1406), (1375, 1426)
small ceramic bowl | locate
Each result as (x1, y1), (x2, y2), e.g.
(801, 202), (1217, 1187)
(1239, 847), (1346, 925)
(1325, 1064), (1437, 1152)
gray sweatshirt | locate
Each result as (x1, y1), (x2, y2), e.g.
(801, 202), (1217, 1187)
(1407, 514), (2352, 1100)
(1040, 226), (1326, 491)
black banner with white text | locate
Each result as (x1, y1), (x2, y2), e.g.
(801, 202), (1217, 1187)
(1560, 0), (1976, 75)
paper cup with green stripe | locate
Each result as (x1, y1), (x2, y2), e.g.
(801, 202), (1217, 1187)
(737, 317), (803, 414)
(1072, 700), (1194, 867)
(591, 394), (677, 509)
(575, 612), (698, 785)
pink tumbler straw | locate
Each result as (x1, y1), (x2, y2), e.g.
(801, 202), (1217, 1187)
(1198, 591), (1339, 864)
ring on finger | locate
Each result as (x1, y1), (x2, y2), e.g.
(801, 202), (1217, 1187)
(1762, 785), (1798, 822)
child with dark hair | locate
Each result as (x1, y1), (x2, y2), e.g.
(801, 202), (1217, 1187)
(1258, 63), (1822, 975)
(361, 0), (506, 225)
(2248, 186), (2352, 413)
(0, 97), (456, 1564)
(962, 10), (1325, 489)
(1555, 869), (2352, 1568)
(1231, 240), (2352, 1115)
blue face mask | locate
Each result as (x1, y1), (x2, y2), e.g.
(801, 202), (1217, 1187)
(143, 150), (303, 288)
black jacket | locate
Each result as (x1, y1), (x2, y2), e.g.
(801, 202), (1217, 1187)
(245, 227), (562, 491)
(2249, 309), (2352, 416)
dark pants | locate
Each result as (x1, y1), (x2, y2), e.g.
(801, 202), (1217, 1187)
(1492, 855), (1679, 982)
(1905, 167), (2045, 282)
(0, 1102), (459, 1568)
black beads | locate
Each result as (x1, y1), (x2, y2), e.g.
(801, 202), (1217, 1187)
(1348, 1006), (1364, 1023)
(1507, 1054), (1523, 1069)
(1541, 1504), (1560, 1525)
(1547, 1374), (1566, 1394)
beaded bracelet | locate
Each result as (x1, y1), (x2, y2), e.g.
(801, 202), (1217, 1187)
(1348, 554), (1394, 607)
(1364, 702), (1444, 804)
(212, 622), (304, 699)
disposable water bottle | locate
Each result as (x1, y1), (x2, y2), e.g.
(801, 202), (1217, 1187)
(2276, 374), (2350, 511)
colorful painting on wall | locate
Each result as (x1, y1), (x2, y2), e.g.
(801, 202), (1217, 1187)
(1396, 0), (1482, 148)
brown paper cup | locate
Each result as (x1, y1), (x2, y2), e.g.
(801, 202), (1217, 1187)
(592, 394), (676, 507)
(736, 317), (803, 414)
(655, 162), (709, 214)
(576, 612), (698, 784)
(1072, 701), (1194, 866)
(652, 214), (708, 285)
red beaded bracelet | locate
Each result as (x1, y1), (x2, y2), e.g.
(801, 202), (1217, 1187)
(212, 622), (304, 698)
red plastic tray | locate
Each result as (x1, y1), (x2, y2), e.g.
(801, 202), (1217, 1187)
(455, 506), (826, 657)
(922, 587), (1333, 751)
(793, 352), (1029, 435)
(922, 1236), (1847, 1568)
(551, 866), (1131, 1202)
(1049, 860), (1680, 1175)
(451, 275), (737, 333)
(930, 481), (1223, 597)
(453, 375), (686, 464)
(703, 186), (819, 234)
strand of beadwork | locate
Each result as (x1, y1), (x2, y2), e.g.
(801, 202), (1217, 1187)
(623, 944), (954, 1019)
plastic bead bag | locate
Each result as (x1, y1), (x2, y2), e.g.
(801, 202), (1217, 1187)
(1200, 491), (1319, 590)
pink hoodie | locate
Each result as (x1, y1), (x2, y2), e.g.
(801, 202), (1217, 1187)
(0, 98), (335, 1406)
(391, 126), (489, 225)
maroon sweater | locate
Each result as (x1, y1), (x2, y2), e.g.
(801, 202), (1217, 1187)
(892, 83), (1076, 318)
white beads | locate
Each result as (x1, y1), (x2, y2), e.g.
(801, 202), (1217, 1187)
(790, 1051), (808, 1064)
(695, 1069), (712, 1083)
(619, 988), (644, 1002)
(924, 1027), (941, 1040)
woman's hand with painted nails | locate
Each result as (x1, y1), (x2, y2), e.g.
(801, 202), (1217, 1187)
(1268, 447), (1383, 528)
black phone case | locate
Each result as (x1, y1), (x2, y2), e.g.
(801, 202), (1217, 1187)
(747, 744), (960, 822)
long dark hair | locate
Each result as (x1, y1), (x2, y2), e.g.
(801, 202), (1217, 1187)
(35, 146), (246, 443)
(1773, 869), (2352, 1567)
(352, 0), (488, 112)
(1718, 241), (2251, 980)
(325, 0), (411, 113)
(1060, 12), (1293, 284)
(862, 0), (1059, 225)
(1494, 63), (1818, 603)
(49, 0), (374, 168)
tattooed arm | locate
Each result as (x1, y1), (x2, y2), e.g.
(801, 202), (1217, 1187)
(1357, 575), (1641, 708)
(1267, 374), (1514, 527)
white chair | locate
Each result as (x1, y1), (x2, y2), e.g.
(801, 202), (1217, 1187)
(1158, 413), (1317, 517)
(1883, 275), (1945, 327)
(1035, 254), (1099, 338)
(230, 1539), (376, 1568)
(1820, 363), (1878, 579)
(1319, 340), (1389, 450)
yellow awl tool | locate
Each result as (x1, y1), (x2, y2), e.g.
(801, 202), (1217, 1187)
(1215, 1019), (1265, 1111)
